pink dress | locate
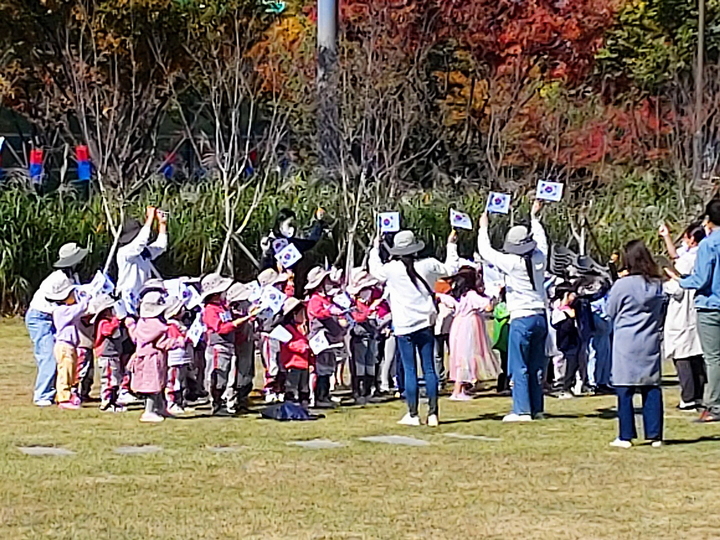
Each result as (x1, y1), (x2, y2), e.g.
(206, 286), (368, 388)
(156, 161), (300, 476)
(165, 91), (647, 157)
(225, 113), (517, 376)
(447, 291), (499, 383)
(127, 317), (179, 394)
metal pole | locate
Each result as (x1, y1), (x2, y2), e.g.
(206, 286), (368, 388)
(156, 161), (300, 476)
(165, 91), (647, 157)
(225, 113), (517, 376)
(317, 0), (339, 172)
(694, 0), (705, 185)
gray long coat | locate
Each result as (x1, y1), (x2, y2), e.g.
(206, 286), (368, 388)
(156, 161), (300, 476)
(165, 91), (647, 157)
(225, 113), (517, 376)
(606, 275), (667, 386)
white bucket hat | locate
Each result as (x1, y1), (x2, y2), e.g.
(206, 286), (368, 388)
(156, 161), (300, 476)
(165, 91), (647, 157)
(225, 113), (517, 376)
(89, 294), (116, 324)
(45, 275), (76, 302)
(226, 282), (251, 304)
(139, 291), (167, 318)
(200, 273), (233, 302)
(282, 297), (303, 316)
(53, 243), (89, 269)
(347, 269), (379, 295)
(503, 226), (537, 256)
(163, 296), (184, 320)
(304, 266), (331, 291)
(387, 231), (425, 257)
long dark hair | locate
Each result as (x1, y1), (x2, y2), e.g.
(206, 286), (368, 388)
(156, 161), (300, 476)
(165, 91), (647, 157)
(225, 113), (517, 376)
(272, 208), (296, 237)
(398, 254), (425, 293)
(451, 267), (484, 300)
(623, 240), (662, 281)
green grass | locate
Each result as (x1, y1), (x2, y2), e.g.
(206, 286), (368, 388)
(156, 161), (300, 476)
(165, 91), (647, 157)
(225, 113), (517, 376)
(1, 318), (720, 539)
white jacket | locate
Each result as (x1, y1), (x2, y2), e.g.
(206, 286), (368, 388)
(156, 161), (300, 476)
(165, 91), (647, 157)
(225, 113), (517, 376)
(369, 244), (460, 336)
(477, 218), (548, 319)
(664, 247), (703, 359)
(116, 225), (167, 310)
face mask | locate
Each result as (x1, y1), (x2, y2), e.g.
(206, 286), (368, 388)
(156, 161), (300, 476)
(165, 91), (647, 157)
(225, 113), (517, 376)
(681, 240), (690, 251)
(280, 219), (295, 238)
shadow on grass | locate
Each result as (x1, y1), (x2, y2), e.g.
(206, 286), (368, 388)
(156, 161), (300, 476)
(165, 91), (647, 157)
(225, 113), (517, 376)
(664, 435), (720, 446)
(442, 407), (620, 424)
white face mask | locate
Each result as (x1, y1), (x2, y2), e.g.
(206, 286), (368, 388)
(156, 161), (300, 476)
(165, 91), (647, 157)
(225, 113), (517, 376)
(280, 219), (295, 238)
(681, 240), (690, 251)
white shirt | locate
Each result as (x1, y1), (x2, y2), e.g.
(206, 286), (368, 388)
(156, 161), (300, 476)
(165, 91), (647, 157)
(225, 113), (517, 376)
(369, 244), (459, 336)
(664, 246), (703, 359)
(116, 225), (167, 309)
(477, 218), (548, 319)
(28, 270), (79, 315)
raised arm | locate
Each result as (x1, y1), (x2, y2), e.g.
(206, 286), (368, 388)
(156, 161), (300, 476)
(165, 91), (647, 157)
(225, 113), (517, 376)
(659, 224), (679, 260)
(679, 242), (714, 290)
(146, 210), (168, 261)
(368, 238), (388, 283)
(121, 207), (155, 259)
(530, 200), (548, 257)
(477, 213), (518, 276)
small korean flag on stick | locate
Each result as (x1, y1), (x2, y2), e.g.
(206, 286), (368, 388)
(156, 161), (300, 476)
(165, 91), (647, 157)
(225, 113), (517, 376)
(536, 180), (564, 202)
(486, 192), (511, 214)
(378, 212), (400, 233)
(450, 209), (473, 230)
(275, 243), (302, 268)
(310, 330), (333, 355)
(272, 238), (289, 255)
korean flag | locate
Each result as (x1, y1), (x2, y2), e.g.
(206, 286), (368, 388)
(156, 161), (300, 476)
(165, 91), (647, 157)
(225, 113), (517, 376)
(486, 192), (511, 214)
(378, 212), (400, 233)
(536, 180), (564, 202)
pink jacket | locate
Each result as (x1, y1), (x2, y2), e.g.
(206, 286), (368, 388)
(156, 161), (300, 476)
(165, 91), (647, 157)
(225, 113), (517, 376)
(128, 317), (179, 394)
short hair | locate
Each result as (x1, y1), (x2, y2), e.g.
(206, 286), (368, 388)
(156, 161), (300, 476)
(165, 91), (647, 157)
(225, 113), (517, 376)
(683, 220), (706, 245)
(706, 199), (720, 226)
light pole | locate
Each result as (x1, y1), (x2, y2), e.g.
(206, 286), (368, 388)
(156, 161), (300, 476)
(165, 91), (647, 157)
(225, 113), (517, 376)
(694, 0), (705, 185)
(317, 0), (339, 172)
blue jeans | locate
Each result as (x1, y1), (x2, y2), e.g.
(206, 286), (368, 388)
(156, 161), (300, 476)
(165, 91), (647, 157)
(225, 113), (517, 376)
(616, 386), (663, 441)
(396, 327), (438, 417)
(508, 313), (548, 416)
(589, 314), (612, 387)
(25, 309), (56, 403)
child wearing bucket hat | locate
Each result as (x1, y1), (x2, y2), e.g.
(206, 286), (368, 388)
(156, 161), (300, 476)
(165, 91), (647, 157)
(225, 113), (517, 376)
(347, 269), (384, 405)
(226, 283), (256, 413)
(47, 276), (90, 410)
(477, 200), (549, 422)
(164, 297), (194, 416)
(200, 273), (259, 415)
(305, 266), (346, 408)
(90, 294), (127, 412)
(279, 297), (312, 409)
(127, 291), (184, 423)
(369, 228), (460, 426)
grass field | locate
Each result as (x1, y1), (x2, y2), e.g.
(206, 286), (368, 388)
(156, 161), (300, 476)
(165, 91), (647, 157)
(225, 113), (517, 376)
(2, 318), (720, 539)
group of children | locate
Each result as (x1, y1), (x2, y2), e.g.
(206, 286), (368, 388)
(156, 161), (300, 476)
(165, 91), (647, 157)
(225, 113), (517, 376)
(41, 254), (514, 422)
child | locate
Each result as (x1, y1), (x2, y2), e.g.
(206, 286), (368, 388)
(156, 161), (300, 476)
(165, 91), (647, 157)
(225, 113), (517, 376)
(551, 283), (581, 400)
(257, 268), (290, 402)
(305, 266), (346, 408)
(47, 276), (90, 410)
(279, 297), (312, 408)
(446, 267), (498, 401)
(75, 314), (95, 402)
(226, 282), (257, 413)
(201, 273), (255, 415)
(128, 291), (179, 423)
(347, 270), (382, 405)
(91, 294), (126, 412)
(492, 287), (511, 394)
(164, 297), (193, 416)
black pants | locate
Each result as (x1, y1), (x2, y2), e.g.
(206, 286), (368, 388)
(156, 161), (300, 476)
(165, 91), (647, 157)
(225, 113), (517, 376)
(435, 334), (449, 383)
(674, 355), (706, 404)
(496, 349), (510, 392)
(563, 352), (581, 392)
(285, 368), (310, 405)
(316, 374), (332, 403)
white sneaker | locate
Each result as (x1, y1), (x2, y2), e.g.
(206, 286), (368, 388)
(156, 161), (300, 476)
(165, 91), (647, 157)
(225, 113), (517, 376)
(609, 438), (632, 449)
(502, 413), (533, 422)
(264, 393), (277, 404)
(427, 414), (439, 427)
(35, 399), (54, 407)
(558, 392), (574, 400)
(330, 396), (342, 403)
(166, 404), (185, 416)
(651, 440), (663, 448)
(397, 413), (421, 426)
(117, 391), (138, 406)
(140, 412), (165, 423)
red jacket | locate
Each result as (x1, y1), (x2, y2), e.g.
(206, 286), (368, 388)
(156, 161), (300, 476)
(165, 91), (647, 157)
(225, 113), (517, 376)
(279, 324), (312, 370)
(202, 300), (235, 345)
(307, 292), (333, 322)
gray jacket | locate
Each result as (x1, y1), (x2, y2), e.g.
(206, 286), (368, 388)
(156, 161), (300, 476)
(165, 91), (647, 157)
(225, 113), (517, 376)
(606, 275), (667, 386)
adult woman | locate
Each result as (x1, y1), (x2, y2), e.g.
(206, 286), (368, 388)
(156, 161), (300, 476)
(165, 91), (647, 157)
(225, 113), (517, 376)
(259, 208), (326, 271)
(659, 222), (706, 410)
(25, 242), (89, 406)
(116, 206), (168, 314)
(477, 200), (548, 422)
(606, 240), (667, 448)
(369, 229), (459, 426)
